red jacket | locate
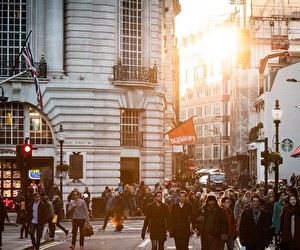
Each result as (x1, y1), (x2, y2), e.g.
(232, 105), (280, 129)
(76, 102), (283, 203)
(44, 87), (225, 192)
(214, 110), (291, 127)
(223, 207), (237, 237)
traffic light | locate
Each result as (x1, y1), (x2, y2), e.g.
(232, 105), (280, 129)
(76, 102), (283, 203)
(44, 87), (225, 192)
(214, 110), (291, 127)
(261, 138), (269, 167)
(22, 144), (32, 169)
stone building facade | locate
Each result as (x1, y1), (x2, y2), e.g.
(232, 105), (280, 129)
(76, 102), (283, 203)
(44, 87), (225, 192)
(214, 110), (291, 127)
(0, 0), (180, 204)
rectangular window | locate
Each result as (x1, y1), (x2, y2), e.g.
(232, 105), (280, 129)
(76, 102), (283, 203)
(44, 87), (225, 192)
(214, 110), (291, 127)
(213, 102), (221, 116)
(195, 105), (203, 118)
(204, 146), (211, 159)
(204, 104), (211, 117)
(213, 145), (219, 159)
(120, 109), (142, 147)
(195, 144), (203, 160)
(0, 0), (27, 76)
(120, 0), (142, 66)
(196, 125), (202, 138)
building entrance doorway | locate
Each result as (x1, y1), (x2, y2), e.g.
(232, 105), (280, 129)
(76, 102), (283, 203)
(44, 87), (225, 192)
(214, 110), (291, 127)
(120, 157), (139, 185)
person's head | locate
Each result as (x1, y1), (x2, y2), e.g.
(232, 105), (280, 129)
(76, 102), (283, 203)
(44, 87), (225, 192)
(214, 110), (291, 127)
(250, 194), (260, 208)
(221, 196), (231, 209)
(84, 187), (89, 192)
(154, 190), (163, 204)
(206, 193), (218, 208)
(279, 190), (286, 201)
(287, 194), (298, 207)
(73, 190), (80, 200)
(179, 190), (187, 203)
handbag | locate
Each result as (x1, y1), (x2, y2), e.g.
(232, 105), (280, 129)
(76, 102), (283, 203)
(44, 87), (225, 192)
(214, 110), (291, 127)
(52, 214), (58, 224)
(83, 223), (94, 237)
(42, 225), (50, 241)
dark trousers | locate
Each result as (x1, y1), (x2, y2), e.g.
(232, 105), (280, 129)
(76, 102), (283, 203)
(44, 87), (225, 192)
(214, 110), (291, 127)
(174, 236), (189, 250)
(151, 240), (164, 250)
(0, 230), (2, 246)
(20, 223), (29, 237)
(201, 236), (223, 250)
(55, 218), (68, 234)
(29, 223), (44, 249)
(102, 210), (114, 229)
(48, 218), (55, 238)
(71, 218), (85, 247)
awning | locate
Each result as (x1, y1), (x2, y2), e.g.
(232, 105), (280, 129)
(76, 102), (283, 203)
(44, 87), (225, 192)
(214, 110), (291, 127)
(291, 145), (300, 158)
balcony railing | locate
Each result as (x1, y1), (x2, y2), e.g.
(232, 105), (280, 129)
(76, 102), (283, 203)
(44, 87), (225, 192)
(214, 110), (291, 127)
(0, 58), (47, 78)
(113, 60), (157, 84)
(121, 131), (143, 147)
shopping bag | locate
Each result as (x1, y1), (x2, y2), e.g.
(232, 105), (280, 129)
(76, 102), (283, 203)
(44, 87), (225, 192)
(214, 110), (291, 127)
(42, 225), (50, 241)
(83, 223), (94, 237)
(52, 214), (58, 224)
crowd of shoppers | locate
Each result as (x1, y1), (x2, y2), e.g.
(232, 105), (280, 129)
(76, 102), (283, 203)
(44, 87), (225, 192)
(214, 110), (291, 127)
(2, 173), (300, 250)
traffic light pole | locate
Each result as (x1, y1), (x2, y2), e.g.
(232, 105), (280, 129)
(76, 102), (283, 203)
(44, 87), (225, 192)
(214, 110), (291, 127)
(260, 138), (269, 196)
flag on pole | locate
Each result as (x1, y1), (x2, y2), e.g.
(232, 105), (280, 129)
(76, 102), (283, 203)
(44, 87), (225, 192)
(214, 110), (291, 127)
(166, 118), (198, 146)
(21, 32), (43, 109)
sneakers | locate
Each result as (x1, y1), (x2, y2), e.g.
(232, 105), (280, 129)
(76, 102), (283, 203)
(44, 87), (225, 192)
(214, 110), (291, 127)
(70, 245), (75, 249)
(98, 228), (105, 232)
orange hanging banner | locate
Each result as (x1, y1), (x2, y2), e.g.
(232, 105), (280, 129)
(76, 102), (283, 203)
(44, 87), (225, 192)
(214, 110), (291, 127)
(166, 118), (198, 146)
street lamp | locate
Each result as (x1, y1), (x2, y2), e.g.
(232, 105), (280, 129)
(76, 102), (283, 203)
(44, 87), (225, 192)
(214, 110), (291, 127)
(57, 124), (66, 202)
(271, 100), (283, 201)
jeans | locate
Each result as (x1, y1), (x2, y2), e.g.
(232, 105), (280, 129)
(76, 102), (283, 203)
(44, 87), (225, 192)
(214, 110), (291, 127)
(29, 223), (44, 249)
(71, 218), (85, 247)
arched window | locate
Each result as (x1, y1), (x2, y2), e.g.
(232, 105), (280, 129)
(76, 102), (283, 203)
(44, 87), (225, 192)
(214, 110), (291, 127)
(0, 103), (53, 145)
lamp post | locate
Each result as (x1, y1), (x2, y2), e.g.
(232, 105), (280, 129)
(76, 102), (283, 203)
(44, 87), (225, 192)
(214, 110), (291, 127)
(57, 124), (66, 202)
(271, 100), (283, 201)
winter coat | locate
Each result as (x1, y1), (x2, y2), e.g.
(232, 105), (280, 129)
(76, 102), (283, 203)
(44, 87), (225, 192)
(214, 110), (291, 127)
(223, 207), (237, 237)
(142, 201), (171, 241)
(239, 207), (271, 249)
(195, 204), (228, 239)
(27, 201), (48, 225)
(272, 200), (284, 234)
(280, 204), (300, 249)
(171, 201), (194, 238)
(0, 201), (9, 231)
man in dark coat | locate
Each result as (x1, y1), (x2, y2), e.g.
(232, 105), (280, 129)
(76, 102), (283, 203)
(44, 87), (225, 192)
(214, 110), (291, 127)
(170, 190), (194, 250)
(239, 193), (271, 250)
(27, 193), (48, 250)
(141, 190), (171, 250)
(195, 193), (228, 250)
(0, 194), (10, 249)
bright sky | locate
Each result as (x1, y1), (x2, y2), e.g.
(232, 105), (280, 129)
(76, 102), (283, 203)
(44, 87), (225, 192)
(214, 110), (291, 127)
(176, 0), (235, 37)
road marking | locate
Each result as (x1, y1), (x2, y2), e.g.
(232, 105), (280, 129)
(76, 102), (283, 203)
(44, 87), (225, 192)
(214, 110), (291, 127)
(40, 241), (63, 249)
(136, 239), (151, 248)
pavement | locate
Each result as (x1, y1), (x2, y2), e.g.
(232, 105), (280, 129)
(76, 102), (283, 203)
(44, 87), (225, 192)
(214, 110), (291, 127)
(3, 212), (276, 250)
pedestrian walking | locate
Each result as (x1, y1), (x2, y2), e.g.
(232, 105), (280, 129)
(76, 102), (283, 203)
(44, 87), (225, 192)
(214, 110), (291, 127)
(195, 193), (228, 250)
(68, 189), (90, 249)
(112, 190), (125, 232)
(0, 194), (10, 249)
(19, 208), (29, 239)
(221, 196), (237, 250)
(141, 190), (172, 250)
(170, 190), (194, 250)
(52, 195), (69, 237)
(280, 194), (300, 250)
(14, 190), (25, 224)
(41, 194), (55, 239)
(28, 193), (48, 250)
(98, 188), (115, 232)
(272, 190), (286, 247)
(239, 193), (271, 250)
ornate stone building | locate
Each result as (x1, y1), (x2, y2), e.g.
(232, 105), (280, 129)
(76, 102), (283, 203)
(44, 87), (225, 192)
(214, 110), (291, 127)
(0, 0), (180, 205)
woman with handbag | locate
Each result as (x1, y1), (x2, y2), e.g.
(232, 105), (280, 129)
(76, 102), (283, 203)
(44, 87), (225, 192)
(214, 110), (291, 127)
(68, 190), (90, 249)
(52, 195), (69, 237)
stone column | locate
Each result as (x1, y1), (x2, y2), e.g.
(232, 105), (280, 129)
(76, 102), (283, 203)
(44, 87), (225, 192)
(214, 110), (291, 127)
(45, 0), (64, 77)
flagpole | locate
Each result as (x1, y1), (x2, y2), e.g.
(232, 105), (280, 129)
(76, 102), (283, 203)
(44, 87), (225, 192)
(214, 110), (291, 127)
(0, 69), (30, 85)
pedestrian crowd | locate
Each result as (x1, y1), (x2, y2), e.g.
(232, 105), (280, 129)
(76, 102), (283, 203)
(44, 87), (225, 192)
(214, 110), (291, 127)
(2, 173), (300, 250)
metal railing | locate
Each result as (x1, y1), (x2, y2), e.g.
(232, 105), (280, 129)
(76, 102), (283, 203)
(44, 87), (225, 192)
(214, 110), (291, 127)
(113, 60), (157, 83)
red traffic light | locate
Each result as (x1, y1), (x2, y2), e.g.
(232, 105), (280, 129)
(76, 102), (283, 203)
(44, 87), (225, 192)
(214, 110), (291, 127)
(22, 144), (32, 154)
